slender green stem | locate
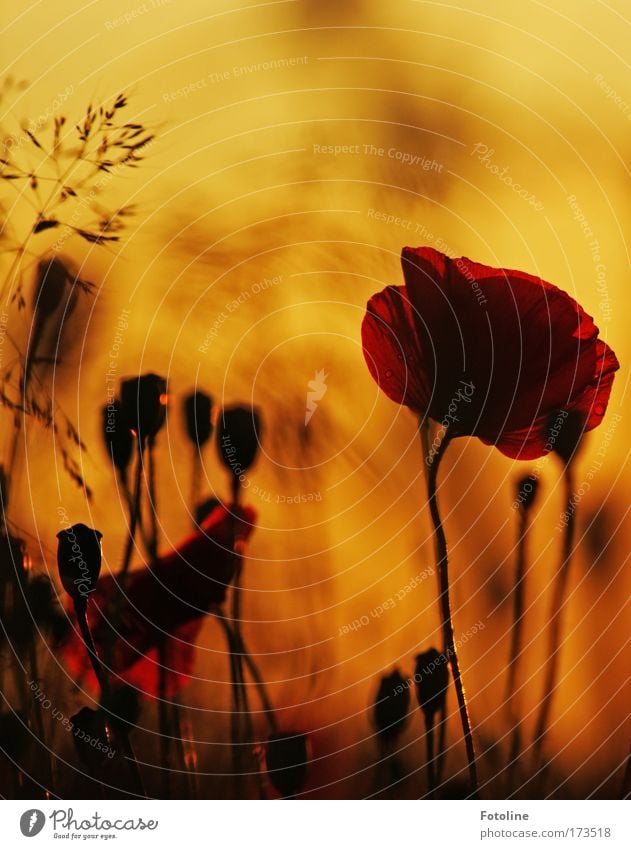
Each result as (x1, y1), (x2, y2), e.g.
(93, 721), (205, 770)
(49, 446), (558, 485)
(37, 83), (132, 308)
(427, 434), (479, 797)
(533, 467), (575, 765)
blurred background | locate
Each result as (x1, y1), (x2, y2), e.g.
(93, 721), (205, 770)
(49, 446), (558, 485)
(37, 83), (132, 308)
(0, 0), (628, 798)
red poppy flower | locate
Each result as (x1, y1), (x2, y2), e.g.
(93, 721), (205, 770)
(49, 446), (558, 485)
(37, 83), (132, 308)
(59, 502), (256, 696)
(362, 247), (619, 459)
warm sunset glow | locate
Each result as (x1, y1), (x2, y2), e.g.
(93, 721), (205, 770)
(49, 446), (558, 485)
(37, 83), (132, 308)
(0, 0), (627, 810)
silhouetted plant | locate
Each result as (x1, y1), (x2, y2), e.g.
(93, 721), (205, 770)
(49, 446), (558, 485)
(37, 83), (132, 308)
(266, 732), (309, 798)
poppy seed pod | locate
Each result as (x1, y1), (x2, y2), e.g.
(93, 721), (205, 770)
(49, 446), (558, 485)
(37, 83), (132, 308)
(372, 669), (411, 742)
(183, 390), (213, 448)
(414, 648), (449, 723)
(32, 256), (70, 317)
(70, 707), (112, 771)
(515, 474), (540, 512)
(57, 524), (103, 607)
(120, 373), (167, 443)
(217, 405), (261, 479)
(101, 400), (133, 477)
(265, 732), (309, 798)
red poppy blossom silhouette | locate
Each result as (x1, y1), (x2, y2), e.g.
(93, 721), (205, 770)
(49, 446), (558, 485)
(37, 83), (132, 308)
(362, 247), (619, 458)
(60, 502), (256, 696)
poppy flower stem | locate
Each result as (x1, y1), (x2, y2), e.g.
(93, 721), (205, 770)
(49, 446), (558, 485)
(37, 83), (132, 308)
(436, 704), (447, 782)
(533, 466), (575, 766)
(75, 599), (146, 797)
(506, 505), (530, 785)
(419, 419), (448, 780)
(427, 434), (479, 798)
(119, 438), (143, 578)
(424, 715), (437, 797)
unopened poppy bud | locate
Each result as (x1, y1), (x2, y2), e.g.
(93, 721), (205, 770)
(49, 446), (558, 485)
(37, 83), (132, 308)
(217, 406), (261, 479)
(101, 400), (133, 477)
(515, 474), (540, 511)
(70, 707), (112, 770)
(547, 410), (585, 465)
(57, 524), (102, 607)
(183, 390), (213, 448)
(32, 256), (70, 317)
(120, 373), (167, 443)
(372, 669), (411, 742)
(265, 731), (309, 798)
(414, 647), (449, 723)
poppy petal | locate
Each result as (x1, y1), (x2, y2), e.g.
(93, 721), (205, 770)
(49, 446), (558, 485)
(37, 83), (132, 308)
(59, 503), (257, 696)
(362, 285), (430, 413)
(399, 247), (618, 456)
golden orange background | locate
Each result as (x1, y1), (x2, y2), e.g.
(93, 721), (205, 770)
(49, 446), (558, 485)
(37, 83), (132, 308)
(1, 0), (628, 797)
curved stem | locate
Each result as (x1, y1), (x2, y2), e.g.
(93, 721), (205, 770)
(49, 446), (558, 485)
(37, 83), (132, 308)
(533, 466), (575, 765)
(238, 635), (277, 734)
(427, 434), (479, 797)
(419, 419), (448, 781)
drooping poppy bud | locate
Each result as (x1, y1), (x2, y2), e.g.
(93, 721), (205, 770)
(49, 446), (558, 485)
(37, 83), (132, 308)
(372, 669), (411, 743)
(56, 524), (103, 607)
(70, 707), (113, 771)
(32, 256), (70, 317)
(414, 648), (449, 724)
(101, 400), (133, 478)
(183, 390), (213, 448)
(515, 474), (540, 512)
(217, 405), (262, 480)
(547, 409), (585, 466)
(120, 373), (167, 444)
(265, 731), (309, 798)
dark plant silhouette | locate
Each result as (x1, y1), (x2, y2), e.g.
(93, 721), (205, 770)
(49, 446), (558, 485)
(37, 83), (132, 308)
(265, 732), (309, 798)
(362, 246), (620, 798)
